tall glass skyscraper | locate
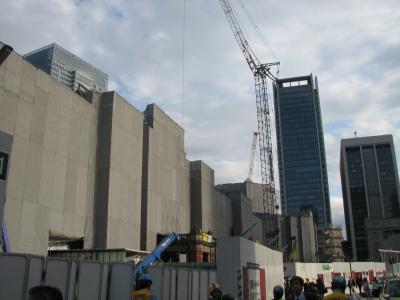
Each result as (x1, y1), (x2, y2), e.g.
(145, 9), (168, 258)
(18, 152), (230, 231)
(340, 135), (400, 260)
(24, 43), (108, 93)
(273, 74), (331, 225)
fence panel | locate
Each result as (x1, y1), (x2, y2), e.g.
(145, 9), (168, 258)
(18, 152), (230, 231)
(200, 270), (209, 300)
(100, 263), (109, 300)
(148, 266), (163, 298)
(209, 270), (217, 285)
(27, 255), (44, 291)
(170, 268), (177, 300)
(191, 270), (200, 300)
(107, 262), (133, 300)
(0, 254), (29, 300)
(45, 258), (77, 300)
(77, 261), (102, 300)
(162, 267), (172, 300)
(177, 269), (190, 300)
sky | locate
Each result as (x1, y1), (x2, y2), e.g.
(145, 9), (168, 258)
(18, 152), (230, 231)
(1, 0), (400, 237)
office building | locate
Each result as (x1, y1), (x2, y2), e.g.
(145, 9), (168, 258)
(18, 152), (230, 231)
(273, 74), (331, 225)
(24, 43), (108, 93)
(340, 135), (400, 260)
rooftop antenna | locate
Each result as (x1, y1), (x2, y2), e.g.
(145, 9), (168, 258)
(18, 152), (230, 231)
(354, 130), (357, 137)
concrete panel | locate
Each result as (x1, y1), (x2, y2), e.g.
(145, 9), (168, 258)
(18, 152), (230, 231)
(142, 104), (190, 250)
(217, 236), (284, 300)
(4, 53), (22, 95)
(0, 254), (29, 300)
(5, 136), (28, 201)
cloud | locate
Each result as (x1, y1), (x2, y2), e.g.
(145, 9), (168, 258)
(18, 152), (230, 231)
(2, 0), (400, 237)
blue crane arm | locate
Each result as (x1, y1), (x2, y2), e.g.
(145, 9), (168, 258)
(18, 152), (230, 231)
(134, 232), (180, 280)
(1, 221), (11, 252)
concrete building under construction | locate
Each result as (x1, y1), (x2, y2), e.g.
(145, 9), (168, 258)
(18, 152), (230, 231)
(0, 42), (271, 256)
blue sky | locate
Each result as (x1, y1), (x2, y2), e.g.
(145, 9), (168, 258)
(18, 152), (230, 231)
(1, 0), (400, 237)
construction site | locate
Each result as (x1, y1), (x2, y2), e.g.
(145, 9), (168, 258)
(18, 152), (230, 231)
(1, 1), (400, 300)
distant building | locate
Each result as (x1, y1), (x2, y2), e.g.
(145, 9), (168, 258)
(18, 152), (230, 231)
(24, 43), (108, 93)
(273, 74), (331, 225)
(317, 224), (344, 262)
(215, 180), (273, 214)
(340, 135), (400, 261)
(274, 210), (318, 263)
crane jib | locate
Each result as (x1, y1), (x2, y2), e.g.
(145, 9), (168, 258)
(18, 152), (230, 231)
(218, 0), (280, 248)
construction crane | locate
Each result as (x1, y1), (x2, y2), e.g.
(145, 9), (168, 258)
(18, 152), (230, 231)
(246, 132), (258, 182)
(218, 0), (279, 247)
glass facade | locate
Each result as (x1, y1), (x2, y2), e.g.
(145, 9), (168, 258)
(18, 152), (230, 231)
(24, 44), (108, 93)
(274, 75), (331, 225)
(376, 144), (400, 217)
(341, 136), (400, 260)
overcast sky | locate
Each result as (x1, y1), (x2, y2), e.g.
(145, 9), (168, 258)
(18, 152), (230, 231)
(1, 0), (400, 237)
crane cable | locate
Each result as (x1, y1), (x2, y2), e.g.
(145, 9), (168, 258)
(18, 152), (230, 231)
(235, 0), (279, 68)
(181, 0), (186, 128)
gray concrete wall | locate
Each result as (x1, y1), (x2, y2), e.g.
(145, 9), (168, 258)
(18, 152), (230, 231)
(106, 93), (143, 249)
(212, 190), (233, 239)
(94, 92), (143, 250)
(0, 51), (99, 254)
(189, 160), (234, 240)
(215, 181), (272, 214)
(0, 51), (144, 254)
(300, 214), (318, 262)
(141, 104), (190, 251)
(190, 160), (214, 232)
(217, 236), (284, 300)
(244, 181), (265, 213)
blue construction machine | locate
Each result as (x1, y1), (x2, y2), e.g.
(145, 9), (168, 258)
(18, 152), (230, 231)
(133, 232), (180, 286)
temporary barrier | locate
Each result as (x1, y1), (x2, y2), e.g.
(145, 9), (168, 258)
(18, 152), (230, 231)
(0, 253), (216, 300)
(107, 262), (133, 300)
(76, 261), (103, 300)
(147, 265), (218, 300)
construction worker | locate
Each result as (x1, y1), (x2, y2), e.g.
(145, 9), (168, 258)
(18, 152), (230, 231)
(273, 285), (284, 300)
(132, 273), (158, 300)
(208, 282), (235, 300)
(323, 276), (350, 300)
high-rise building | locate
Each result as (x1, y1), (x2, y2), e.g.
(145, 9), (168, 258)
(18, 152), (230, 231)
(24, 43), (108, 93)
(340, 135), (400, 260)
(273, 74), (331, 225)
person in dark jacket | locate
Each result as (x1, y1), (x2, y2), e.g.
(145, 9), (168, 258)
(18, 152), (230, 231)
(316, 278), (327, 299)
(28, 286), (63, 300)
(355, 275), (362, 294)
(286, 276), (320, 300)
